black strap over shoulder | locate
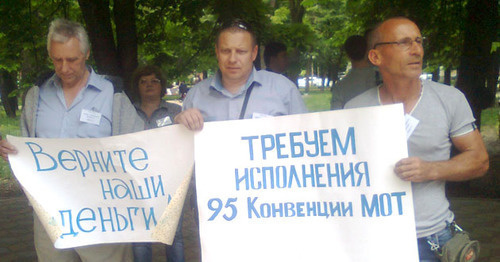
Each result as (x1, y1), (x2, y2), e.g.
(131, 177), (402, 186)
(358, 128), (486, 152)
(239, 84), (255, 119)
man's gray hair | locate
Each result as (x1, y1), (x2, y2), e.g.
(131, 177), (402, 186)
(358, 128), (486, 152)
(47, 18), (90, 55)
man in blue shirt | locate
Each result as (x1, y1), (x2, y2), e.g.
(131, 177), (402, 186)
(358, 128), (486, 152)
(175, 19), (306, 129)
(174, 20), (307, 247)
(0, 18), (142, 261)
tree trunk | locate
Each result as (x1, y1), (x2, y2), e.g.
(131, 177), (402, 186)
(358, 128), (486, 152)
(432, 67), (440, 82)
(0, 70), (18, 118)
(444, 67), (451, 85)
(78, 0), (121, 77)
(114, 0), (138, 95)
(487, 49), (499, 107)
(288, 0), (305, 23)
(455, 0), (497, 128)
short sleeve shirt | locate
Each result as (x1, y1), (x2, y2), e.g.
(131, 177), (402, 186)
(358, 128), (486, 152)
(182, 68), (307, 121)
(345, 80), (475, 237)
(36, 68), (114, 138)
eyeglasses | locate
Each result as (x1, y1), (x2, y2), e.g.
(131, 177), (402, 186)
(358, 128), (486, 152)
(373, 37), (425, 51)
(139, 79), (161, 85)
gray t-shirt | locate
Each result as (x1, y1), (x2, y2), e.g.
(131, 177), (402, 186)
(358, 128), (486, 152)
(345, 80), (475, 238)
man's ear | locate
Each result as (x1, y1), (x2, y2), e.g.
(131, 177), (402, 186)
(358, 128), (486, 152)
(368, 49), (381, 66)
(251, 45), (259, 62)
(85, 51), (90, 60)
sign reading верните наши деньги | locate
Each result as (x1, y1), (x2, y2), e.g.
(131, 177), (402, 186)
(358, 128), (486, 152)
(7, 125), (194, 249)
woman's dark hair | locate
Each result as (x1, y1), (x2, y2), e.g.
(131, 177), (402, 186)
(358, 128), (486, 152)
(131, 65), (167, 100)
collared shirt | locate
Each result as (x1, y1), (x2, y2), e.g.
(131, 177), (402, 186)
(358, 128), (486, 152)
(134, 100), (182, 130)
(183, 67), (307, 121)
(36, 67), (114, 138)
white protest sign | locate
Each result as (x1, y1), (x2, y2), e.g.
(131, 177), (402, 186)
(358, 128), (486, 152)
(195, 104), (418, 262)
(7, 125), (194, 249)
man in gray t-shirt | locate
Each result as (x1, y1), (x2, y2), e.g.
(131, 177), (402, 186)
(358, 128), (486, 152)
(345, 17), (488, 261)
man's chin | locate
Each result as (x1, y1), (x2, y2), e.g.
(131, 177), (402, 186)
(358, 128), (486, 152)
(60, 78), (77, 87)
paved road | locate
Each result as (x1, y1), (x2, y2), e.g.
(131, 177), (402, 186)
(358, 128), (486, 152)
(1, 195), (498, 261)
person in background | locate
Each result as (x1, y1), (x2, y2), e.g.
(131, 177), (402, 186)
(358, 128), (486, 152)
(345, 17), (488, 261)
(263, 41), (289, 74)
(179, 82), (188, 101)
(0, 18), (143, 262)
(131, 65), (184, 262)
(331, 35), (380, 109)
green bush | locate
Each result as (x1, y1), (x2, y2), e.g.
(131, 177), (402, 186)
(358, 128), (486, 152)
(0, 110), (20, 179)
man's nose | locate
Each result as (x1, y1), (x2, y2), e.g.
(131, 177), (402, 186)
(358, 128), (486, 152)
(61, 60), (69, 72)
(228, 51), (237, 62)
(409, 41), (423, 56)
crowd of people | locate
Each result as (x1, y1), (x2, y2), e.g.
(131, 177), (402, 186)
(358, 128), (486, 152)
(0, 16), (489, 262)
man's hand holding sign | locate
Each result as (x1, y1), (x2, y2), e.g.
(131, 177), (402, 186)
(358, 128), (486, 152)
(194, 105), (418, 261)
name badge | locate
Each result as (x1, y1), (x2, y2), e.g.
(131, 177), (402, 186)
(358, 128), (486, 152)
(156, 116), (173, 127)
(405, 114), (419, 140)
(80, 109), (102, 126)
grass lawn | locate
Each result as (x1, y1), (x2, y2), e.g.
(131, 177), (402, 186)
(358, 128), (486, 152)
(0, 89), (498, 180)
(301, 88), (332, 112)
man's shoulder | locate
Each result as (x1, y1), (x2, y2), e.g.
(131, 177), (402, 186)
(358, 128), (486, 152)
(338, 67), (376, 84)
(256, 69), (288, 80)
(255, 70), (296, 89)
(190, 77), (213, 93)
(423, 80), (465, 99)
(344, 87), (379, 109)
(87, 72), (119, 93)
(101, 75), (124, 93)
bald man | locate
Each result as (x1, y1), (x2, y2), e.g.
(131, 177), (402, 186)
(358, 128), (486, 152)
(345, 17), (488, 261)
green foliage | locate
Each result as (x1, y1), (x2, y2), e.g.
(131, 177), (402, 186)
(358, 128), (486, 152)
(492, 42), (500, 53)
(481, 107), (500, 131)
(0, 0), (82, 97)
(270, 6), (290, 24)
(0, 109), (20, 179)
(343, 0), (468, 74)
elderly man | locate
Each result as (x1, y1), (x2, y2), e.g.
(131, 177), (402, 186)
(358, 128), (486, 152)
(175, 19), (306, 130)
(345, 17), (489, 261)
(0, 18), (142, 261)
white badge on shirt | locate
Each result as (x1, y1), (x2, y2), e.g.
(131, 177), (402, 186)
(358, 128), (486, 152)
(405, 114), (419, 140)
(156, 116), (173, 127)
(252, 112), (272, 119)
(80, 109), (102, 126)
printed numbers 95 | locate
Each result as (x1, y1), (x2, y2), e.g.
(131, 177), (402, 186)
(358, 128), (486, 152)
(207, 198), (238, 221)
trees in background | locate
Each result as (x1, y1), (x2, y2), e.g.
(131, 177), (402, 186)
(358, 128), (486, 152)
(0, 0), (497, 126)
